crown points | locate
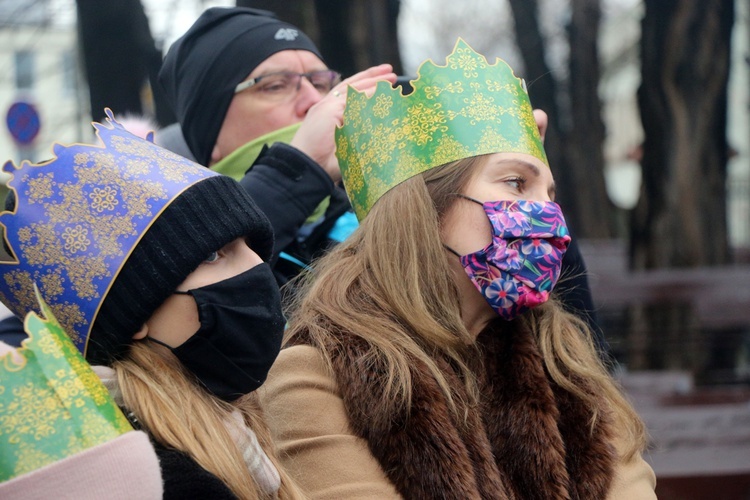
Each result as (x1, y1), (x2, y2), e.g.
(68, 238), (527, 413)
(0, 114), (218, 357)
(0, 292), (132, 481)
(2, 160), (16, 175)
(336, 38), (548, 220)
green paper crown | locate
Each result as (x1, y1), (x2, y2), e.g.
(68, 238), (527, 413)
(0, 287), (132, 481)
(335, 38), (548, 220)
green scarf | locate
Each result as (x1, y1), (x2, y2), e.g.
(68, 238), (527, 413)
(212, 123), (330, 223)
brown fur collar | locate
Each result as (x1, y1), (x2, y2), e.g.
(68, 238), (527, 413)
(296, 320), (616, 499)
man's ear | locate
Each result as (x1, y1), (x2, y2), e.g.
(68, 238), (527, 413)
(132, 324), (148, 340)
(210, 144), (223, 166)
(533, 109), (548, 143)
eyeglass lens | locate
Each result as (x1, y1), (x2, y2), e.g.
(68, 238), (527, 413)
(254, 71), (340, 100)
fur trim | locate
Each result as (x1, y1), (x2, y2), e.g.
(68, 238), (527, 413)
(295, 319), (616, 499)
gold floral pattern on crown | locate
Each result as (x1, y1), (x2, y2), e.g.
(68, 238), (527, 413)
(336, 38), (548, 220)
(0, 109), (218, 356)
(0, 291), (132, 481)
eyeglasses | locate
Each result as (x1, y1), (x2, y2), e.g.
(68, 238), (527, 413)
(234, 70), (342, 101)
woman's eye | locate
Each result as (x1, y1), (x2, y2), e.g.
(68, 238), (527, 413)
(504, 177), (525, 190)
(204, 251), (220, 263)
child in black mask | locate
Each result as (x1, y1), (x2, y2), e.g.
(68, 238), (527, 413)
(0, 111), (303, 499)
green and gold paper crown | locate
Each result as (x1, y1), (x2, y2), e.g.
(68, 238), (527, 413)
(335, 38), (547, 220)
(0, 288), (132, 481)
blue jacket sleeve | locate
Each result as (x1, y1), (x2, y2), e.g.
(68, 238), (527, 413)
(238, 143), (334, 264)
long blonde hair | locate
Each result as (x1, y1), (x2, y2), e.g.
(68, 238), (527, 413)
(112, 342), (304, 499)
(287, 154), (646, 459)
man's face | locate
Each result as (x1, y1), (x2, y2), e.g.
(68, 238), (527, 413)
(211, 50), (328, 165)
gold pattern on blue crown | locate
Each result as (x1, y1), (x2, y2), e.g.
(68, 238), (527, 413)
(335, 38), (547, 220)
(0, 109), (218, 357)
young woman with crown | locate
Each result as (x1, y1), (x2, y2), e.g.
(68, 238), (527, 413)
(259, 40), (657, 498)
(0, 112), (304, 499)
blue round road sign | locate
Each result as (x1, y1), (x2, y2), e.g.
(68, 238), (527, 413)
(6, 101), (41, 145)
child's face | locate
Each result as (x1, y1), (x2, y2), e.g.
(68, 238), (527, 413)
(133, 237), (263, 347)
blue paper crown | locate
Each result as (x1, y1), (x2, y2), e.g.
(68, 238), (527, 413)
(0, 109), (219, 356)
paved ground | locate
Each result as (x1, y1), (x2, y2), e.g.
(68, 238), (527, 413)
(621, 371), (750, 499)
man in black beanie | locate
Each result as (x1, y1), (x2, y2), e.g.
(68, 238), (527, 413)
(158, 8), (610, 361)
(159, 7), (396, 290)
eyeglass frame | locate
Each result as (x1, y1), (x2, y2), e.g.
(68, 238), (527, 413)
(234, 69), (342, 95)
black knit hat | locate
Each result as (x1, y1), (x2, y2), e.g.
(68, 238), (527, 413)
(159, 7), (323, 166)
(86, 175), (274, 365)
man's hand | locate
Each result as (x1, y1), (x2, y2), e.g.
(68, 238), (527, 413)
(291, 64), (397, 182)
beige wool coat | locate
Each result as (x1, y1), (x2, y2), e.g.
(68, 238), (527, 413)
(260, 339), (657, 499)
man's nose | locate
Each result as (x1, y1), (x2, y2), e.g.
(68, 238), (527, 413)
(295, 77), (323, 117)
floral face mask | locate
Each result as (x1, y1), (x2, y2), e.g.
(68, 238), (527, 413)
(445, 197), (571, 320)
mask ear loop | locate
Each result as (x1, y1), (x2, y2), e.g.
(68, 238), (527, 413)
(454, 193), (483, 206)
(443, 244), (462, 258)
(442, 194), (484, 258)
(147, 337), (174, 350)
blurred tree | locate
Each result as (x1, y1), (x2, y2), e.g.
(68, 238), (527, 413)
(628, 0), (734, 374)
(350, 0), (404, 75)
(235, 0), (316, 37)
(76, 0), (403, 131)
(632, 0), (733, 269)
(507, 0), (614, 238)
(237, 0), (403, 76)
(314, 0), (358, 76)
(567, 0), (611, 237)
(76, 0), (173, 125)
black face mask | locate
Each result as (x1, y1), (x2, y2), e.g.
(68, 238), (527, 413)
(152, 263), (285, 401)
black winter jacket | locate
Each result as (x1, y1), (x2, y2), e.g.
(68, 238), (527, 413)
(239, 142), (354, 289)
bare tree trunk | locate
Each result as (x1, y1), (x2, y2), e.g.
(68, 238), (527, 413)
(628, 0), (734, 372)
(320, 0), (404, 76)
(567, 0), (613, 237)
(236, 0), (317, 39)
(509, 0), (613, 238)
(315, 0), (358, 77)
(365, 0), (404, 75)
(632, 0), (733, 270)
(238, 0), (403, 77)
(148, 41), (175, 127)
(506, 0), (577, 235)
(76, 0), (160, 122)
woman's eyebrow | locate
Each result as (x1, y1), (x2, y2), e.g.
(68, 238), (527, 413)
(492, 158), (556, 198)
(492, 158), (541, 176)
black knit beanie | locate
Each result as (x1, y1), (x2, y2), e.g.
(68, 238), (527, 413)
(85, 175), (274, 365)
(158, 7), (323, 167)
